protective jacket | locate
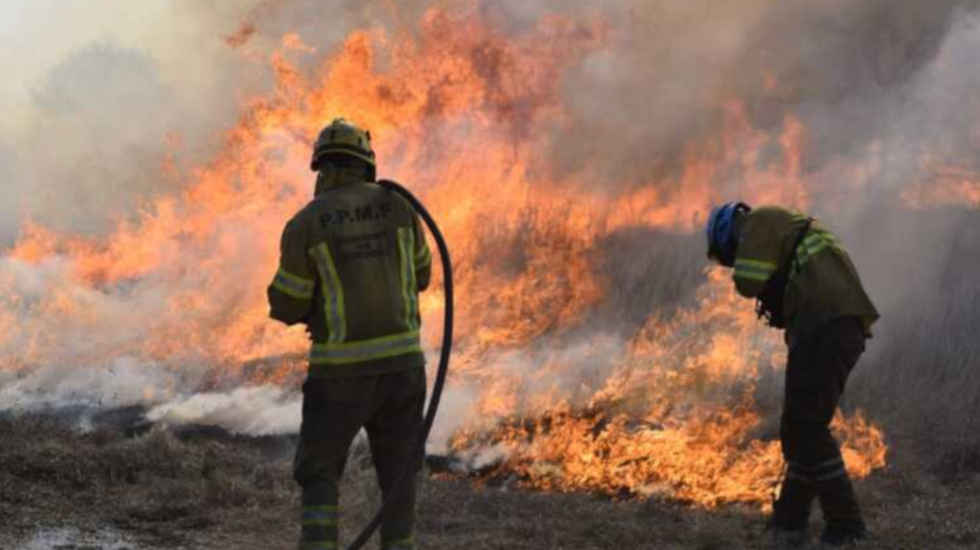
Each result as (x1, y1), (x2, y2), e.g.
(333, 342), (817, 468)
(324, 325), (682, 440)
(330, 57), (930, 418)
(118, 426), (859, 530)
(732, 206), (878, 348)
(268, 167), (432, 378)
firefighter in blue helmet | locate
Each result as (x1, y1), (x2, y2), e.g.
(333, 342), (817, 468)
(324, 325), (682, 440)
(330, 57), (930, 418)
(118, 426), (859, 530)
(268, 118), (431, 550)
(706, 202), (879, 547)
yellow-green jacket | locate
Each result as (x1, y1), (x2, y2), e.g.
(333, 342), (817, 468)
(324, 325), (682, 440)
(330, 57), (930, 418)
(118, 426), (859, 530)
(733, 206), (879, 348)
(268, 168), (432, 378)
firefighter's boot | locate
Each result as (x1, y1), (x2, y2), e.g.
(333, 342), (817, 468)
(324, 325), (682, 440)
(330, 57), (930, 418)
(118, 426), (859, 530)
(767, 477), (816, 548)
(816, 474), (866, 546)
(772, 477), (816, 530)
(766, 527), (808, 549)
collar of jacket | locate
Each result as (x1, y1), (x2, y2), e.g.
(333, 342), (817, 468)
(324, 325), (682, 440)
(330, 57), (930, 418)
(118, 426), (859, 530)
(314, 164), (369, 196)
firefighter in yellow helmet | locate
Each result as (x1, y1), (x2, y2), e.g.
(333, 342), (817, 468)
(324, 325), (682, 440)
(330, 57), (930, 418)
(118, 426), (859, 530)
(706, 203), (879, 547)
(268, 118), (432, 550)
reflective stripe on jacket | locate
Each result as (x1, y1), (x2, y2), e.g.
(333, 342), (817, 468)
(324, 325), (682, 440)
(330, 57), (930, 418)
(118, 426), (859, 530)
(732, 206), (879, 347)
(268, 170), (431, 377)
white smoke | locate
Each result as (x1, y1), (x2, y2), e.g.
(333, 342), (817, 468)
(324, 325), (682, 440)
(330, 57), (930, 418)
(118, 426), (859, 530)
(146, 385), (302, 436)
(0, 1), (272, 240)
(426, 385), (480, 454)
(0, 356), (177, 412)
(0, 0), (977, 443)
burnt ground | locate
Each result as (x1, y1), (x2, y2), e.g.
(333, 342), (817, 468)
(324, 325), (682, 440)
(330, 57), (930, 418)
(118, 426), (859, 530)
(0, 413), (978, 550)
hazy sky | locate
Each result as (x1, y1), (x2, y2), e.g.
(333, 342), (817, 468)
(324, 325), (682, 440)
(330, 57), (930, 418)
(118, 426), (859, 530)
(1, 0), (974, 240)
(0, 1), (265, 135)
(0, 1), (281, 238)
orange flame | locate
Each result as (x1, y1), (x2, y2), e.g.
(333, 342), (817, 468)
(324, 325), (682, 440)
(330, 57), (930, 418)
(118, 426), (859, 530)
(902, 158), (980, 209)
(449, 269), (886, 508)
(0, 6), (887, 507)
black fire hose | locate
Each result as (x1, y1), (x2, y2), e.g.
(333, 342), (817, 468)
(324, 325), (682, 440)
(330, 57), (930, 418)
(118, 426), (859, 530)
(346, 179), (454, 550)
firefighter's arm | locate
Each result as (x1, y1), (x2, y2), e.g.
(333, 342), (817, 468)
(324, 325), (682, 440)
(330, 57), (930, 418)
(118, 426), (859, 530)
(732, 214), (779, 298)
(267, 216), (316, 325)
(412, 215), (432, 291)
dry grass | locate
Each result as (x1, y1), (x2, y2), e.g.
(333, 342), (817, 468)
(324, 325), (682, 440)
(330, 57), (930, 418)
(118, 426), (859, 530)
(0, 415), (296, 549)
(1, 209), (977, 549)
(1, 414), (978, 549)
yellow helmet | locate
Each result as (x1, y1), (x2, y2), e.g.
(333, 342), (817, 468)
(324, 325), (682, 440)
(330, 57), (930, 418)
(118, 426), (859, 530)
(310, 118), (376, 178)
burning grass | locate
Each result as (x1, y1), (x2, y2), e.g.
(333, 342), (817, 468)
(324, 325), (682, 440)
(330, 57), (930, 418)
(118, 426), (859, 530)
(437, 267), (887, 509)
(0, 413), (976, 549)
(1, 4), (979, 547)
(445, 402), (884, 510)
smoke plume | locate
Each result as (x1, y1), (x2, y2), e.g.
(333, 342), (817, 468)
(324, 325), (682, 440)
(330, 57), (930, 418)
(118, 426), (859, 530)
(0, 0), (977, 460)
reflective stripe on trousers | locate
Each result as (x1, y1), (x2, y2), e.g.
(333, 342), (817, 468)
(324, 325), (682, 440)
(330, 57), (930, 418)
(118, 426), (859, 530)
(300, 504), (338, 549)
(302, 505), (339, 526)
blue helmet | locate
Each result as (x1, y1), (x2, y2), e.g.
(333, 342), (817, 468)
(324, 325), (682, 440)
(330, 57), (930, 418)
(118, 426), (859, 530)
(706, 201), (750, 267)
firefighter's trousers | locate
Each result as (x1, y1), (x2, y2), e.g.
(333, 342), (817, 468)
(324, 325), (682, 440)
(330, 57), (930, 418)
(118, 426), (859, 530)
(294, 366), (426, 550)
(773, 316), (866, 535)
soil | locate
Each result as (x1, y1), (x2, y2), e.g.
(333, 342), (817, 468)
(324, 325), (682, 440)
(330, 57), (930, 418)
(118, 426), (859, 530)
(1, 413), (978, 549)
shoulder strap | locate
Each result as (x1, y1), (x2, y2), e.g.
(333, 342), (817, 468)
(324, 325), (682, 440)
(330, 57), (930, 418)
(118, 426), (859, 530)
(755, 217), (813, 327)
(785, 217), (814, 276)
